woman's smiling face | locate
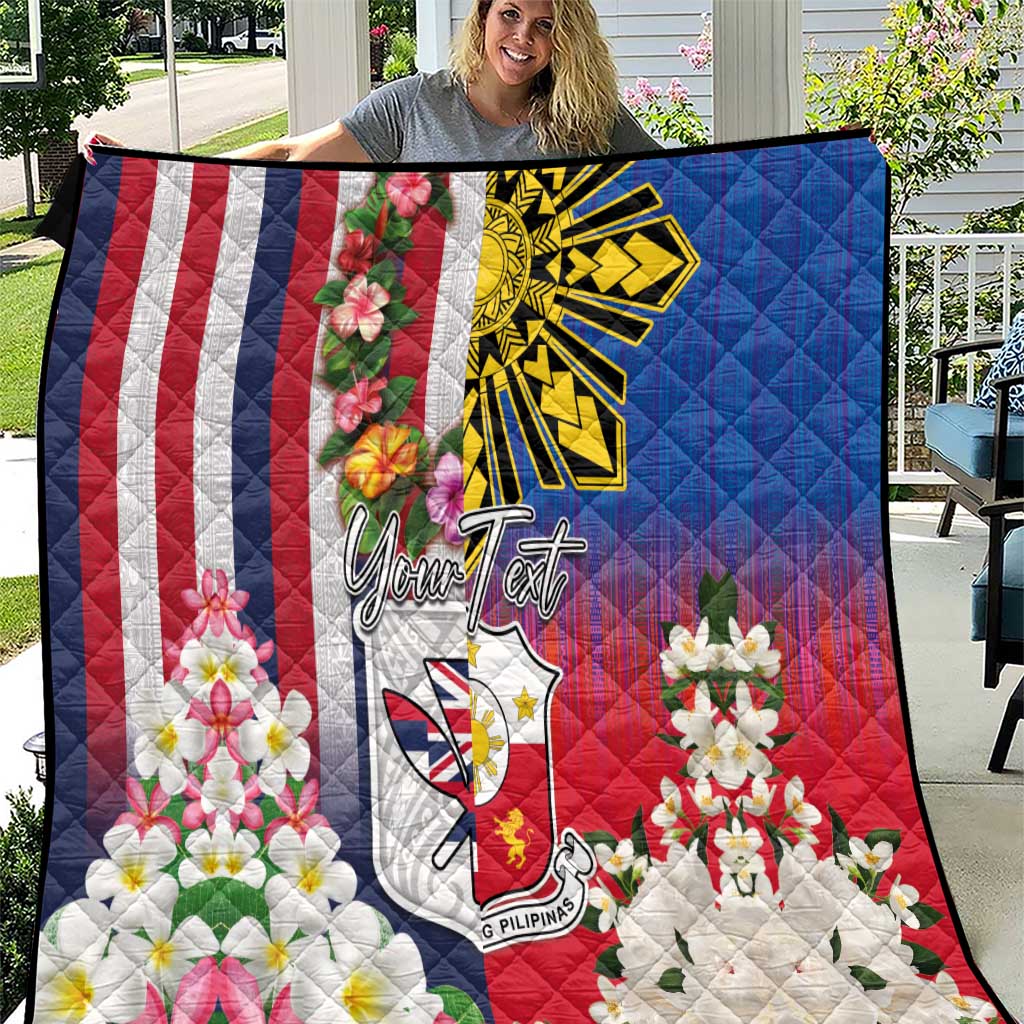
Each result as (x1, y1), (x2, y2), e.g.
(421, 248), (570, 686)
(483, 1), (555, 87)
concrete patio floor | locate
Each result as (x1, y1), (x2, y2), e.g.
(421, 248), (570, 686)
(1, 499), (1021, 1019)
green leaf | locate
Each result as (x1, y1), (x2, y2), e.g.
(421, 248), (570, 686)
(656, 732), (684, 748)
(630, 806), (650, 861)
(660, 621), (677, 645)
(580, 905), (604, 931)
(437, 425), (463, 459)
(340, 485), (364, 524)
(674, 929), (693, 964)
(849, 965), (887, 991)
(427, 985), (486, 1024)
(377, 376), (417, 421)
(384, 302), (418, 330)
(864, 828), (902, 855)
(908, 901), (944, 929)
(658, 967), (686, 993)
(829, 928), (841, 962)
(345, 205), (379, 236)
(356, 509), (383, 555)
(902, 940), (945, 976)
(406, 493), (441, 560)
(829, 806), (851, 858)
(769, 731), (796, 747)
(433, 187), (454, 222)
(367, 259), (397, 292)
(376, 477), (411, 521)
(320, 361), (356, 392)
(583, 830), (619, 852)
(355, 335), (392, 379)
(690, 821), (709, 865)
(314, 280), (347, 306)
(697, 571), (738, 643)
(319, 429), (357, 466)
(595, 944), (624, 979)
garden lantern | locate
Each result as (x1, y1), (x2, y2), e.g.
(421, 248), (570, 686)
(23, 731), (45, 783)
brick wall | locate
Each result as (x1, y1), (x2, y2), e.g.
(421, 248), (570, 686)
(37, 133), (78, 201)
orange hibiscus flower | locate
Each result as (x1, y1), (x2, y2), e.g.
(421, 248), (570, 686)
(345, 423), (418, 500)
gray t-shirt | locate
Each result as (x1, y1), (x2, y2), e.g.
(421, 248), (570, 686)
(342, 69), (660, 163)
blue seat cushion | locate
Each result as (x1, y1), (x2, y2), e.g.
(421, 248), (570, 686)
(924, 402), (1024, 482)
(972, 524), (1024, 642)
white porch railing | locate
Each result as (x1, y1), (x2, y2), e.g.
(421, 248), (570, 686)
(889, 232), (1024, 485)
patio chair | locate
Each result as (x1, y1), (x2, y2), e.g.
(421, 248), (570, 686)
(924, 313), (1024, 537)
(973, 496), (1023, 771)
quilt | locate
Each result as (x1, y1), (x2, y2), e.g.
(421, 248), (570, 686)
(28, 131), (1011, 1024)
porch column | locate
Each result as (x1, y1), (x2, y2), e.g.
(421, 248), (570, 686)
(284, 0), (370, 135)
(416, 0), (451, 73)
(711, 0), (804, 144)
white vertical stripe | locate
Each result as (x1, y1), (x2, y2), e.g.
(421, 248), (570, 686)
(424, 172), (486, 441)
(118, 159), (194, 764)
(193, 165), (267, 584)
(309, 171), (376, 788)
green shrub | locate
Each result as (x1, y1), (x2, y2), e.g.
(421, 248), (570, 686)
(384, 30), (417, 82)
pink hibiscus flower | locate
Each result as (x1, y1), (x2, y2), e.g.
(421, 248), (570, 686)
(386, 172), (432, 218)
(334, 377), (388, 433)
(114, 777), (181, 843)
(337, 228), (378, 278)
(182, 569), (248, 639)
(188, 678), (253, 764)
(328, 275), (390, 343)
(264, 779), (330, 843)
(426, 452), (464, 545)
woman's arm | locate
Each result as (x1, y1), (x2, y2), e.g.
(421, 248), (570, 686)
(225, 120), (371, 161)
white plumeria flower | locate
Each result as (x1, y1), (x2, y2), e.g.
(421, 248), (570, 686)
(36, 899), (147, 1024)
(689, 777), (729, 817)
(849, 836), (894, 873)
(179, 819), (265, 889)
(265, 824), (356, 935)
(133, 681), (205, 795)
(728, 617), (781, 677)
(713, 818), (764, 871)
(650, 776), (683, 830)
(595, 838), (635, 877)
(934, 971), (996, 1022)
(738, 776), (775, 817)
(660, 619), (712, 678)
(784, 776), (822, 827)
(588, 879), (619, 932)
(708, 722), (771, 790)
(113, 914), (219, 1001)
(199, 746), (245, 821)
(290, 902), (442, 1024)
(887, 875), (921, 928)
(239, 687), (312, 794)
(589, 975), (627, 1024)
(222, 916), (315, 1002)
(670, 682), (717, 746)
(179, 632), (259, 701)
(84, 823), (177, 930)
(733, 681), (779, 747)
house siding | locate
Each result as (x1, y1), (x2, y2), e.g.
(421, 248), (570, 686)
(446, 0), (1023, 227)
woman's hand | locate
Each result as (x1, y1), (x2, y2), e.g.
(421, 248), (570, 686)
(80, 132), (125, 165)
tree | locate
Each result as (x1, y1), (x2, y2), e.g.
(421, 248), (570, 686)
(0, 0), (128, 217)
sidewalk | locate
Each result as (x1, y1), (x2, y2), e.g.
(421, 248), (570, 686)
(0, 235), (60, 273)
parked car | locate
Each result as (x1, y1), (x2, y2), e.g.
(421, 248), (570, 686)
(220, 28), (283, 55)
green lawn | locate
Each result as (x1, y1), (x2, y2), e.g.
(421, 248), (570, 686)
(0, 203), (51, 251)
(185, 110), (288, 156)
(0, 252), (60, 436)
(126, 67), (168, 84)
(0, 576), (41, 665)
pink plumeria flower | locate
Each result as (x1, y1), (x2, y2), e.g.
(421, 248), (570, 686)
(264, 779), (330, 844)
(114, 777), (181, 843)
(328, 275), (390, 343)
(182, 568), (248, 639)
(426, 452), (464, 545)
(164, 624), (198, 682)
(334, 377), (388, 433)
(188, 678), (253, 765)
(239, 624), (274, 685)
(386, 171), (432, 218)
(180, 760), (261, 833)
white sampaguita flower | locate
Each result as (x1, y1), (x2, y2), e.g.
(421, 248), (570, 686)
(222, 916), (316, 1002)
(35, 899), (147, 1024)
(886, 875), (921, 928)
(133, 681), (205, 795)
(588, 879), (619, 932)
(179, 632), (260, 701)
(728, 617), (781, 677)
(179, 819), (266, 888)
(650, 776), (683, 830)
(732, 681), (779, 747)
(290, 902), (442, 1024)
(670, 682), (716, 746)
(848, 836), (895, 873)
(691, 720), (771, 790)
(113, 914), (219, 1001)
(84, 823), (177, 930)
(595, 838), (635, 877)
(660, 619), (712, 678)
(589, 975), (627, 1024)
(199, 746), (246, 821)
(784, 776), (822, 827)
(933, 971), (997, 1022)
(713, 818), (763, 872)
(688, 777), (729, 817)
(265, 824), (357, 935)
(737, 776), (775, 817)
(239, 686), (312, 794)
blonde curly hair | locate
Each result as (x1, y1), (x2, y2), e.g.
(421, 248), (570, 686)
(449, 0), (621, 156)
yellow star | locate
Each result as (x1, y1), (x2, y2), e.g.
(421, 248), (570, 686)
(466, 638), (481, 667)
(513, 686), (538, 721)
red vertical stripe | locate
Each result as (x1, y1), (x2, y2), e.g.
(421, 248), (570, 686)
(155, 164), (231, 676)
(79, 157), (159, 828)
(387, 176), (451, 431)
(270, 169), (340, 774)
